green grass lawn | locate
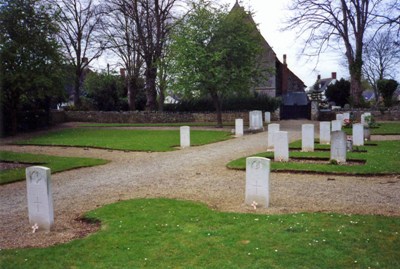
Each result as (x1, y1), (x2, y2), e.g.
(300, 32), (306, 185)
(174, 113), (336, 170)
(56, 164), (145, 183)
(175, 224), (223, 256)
(1, 199), (399, 268)
(14, 128), (232, 152)
(0, 151), (108, 185)
(79, 122), (236, 127)
(227, 140), (400, 175)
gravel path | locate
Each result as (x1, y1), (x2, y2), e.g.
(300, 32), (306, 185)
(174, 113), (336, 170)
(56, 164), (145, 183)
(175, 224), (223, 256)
(1, 120), (399, 249)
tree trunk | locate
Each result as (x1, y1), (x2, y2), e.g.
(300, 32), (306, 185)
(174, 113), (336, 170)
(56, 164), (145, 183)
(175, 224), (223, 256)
(349, 61), (363, 106)
(10, 107), (18, 136)
(211, 92), (223, 128)
(127, 77), (136, 111)
(157, 88), (165, 112)
(145, 67), (158, 111)
(74, 69), (81, 107)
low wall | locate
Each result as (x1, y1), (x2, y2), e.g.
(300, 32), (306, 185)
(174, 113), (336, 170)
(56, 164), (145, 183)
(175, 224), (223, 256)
(63, 110), (280, 124)
(319, 108), (400, 121)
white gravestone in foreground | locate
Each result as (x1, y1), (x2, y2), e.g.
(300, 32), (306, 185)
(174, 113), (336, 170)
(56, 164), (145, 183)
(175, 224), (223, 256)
(330, 131), (347, 163)
(180, 126), (190, 148)
(235, 119), (244, 137)
(264, 112), (271, 124)
(267, 123), (280, 151)
(302, 124), (315, 152)
(331, 120), (342, 132)
(273, 131), (289, 162)
(319, 121), (331, 144)
(26, 166), (54, 232)
(352, 123), (364, 146)
(245, 157), (270, 208)
(249, 110), (263, 130)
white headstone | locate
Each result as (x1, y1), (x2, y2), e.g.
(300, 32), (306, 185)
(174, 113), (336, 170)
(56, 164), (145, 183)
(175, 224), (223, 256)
(336, 114), (344, 125)
(343, 112), (350, 121)
(264, 112), (271, 124)
(235, 119), (244, 137)
(352, 123), (364, 146)
(26, 166), (54, 232)
(273, 131), (289, 162)
(331, 120), (342, 132)
(245, 157), (270, 208)
(330, 131), (347, 163)
(319, 121), (331, 144)
(361, 112), (372, 127)
(267, 123), (280, 151)
(249, 110), (263, 130)
(180, 126), (190, 148)
(302, 124), (315, 152)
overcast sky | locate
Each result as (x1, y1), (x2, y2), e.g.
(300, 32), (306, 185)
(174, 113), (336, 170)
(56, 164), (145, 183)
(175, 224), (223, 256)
(224, 0), (350, 88)
(95, 0), (351, 89)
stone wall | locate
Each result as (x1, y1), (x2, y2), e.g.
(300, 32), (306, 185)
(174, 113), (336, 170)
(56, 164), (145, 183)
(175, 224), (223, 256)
(63, 110), (280, 124)
(319, 108), (400, 121)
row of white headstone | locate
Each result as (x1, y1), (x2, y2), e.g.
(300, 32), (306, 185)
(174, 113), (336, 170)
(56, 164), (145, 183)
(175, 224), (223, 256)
(336, 112), (372, 128)
(180, 111), (272, 148)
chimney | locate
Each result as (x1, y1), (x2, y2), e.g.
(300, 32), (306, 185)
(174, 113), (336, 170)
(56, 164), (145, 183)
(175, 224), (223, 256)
(120, 68), (126, 78)
(317, 74), (321, 81)
(331, 72), (337, 79)
(281, 54), (288, 95)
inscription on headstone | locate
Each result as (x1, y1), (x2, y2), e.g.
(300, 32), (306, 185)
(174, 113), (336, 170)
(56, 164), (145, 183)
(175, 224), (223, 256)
(302, 124), (314, 152)
(273, 131), (289, 162)
(319, 121), (331, 144)
(245, 157), (270, 208)
(26, 166), (54, 232)
(180, 126), (190, 148)
(267, 123), (280, 151)
(330, 131), (347, 163)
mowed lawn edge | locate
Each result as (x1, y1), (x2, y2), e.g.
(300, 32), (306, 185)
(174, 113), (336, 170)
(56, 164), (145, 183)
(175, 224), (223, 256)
(14, 128), (233, 152)
(227, 140), (400, 175)
(0, 151), (108, 185)
(1, 198), (399, 268)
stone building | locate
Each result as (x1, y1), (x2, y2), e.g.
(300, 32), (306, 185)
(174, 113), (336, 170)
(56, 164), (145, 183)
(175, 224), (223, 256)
(231, 2), (306, 98)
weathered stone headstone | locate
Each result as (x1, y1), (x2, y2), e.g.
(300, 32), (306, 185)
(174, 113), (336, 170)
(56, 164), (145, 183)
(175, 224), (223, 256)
(331, 120), (342, 132)
(180, 126), (190, 148)
(264, 112), (271, 124)
(267, 123), (280, 151)
(273, 131), (289, 162)
(302, 124), (314, 152)
(26, 166), (54, 232)
(235, 119), (244, 137)
(319, 121), (331, 144)
(330, 131), (347, 163)
(352, 123), (364, 146)
(245, 157), (270, 208)
(249, 110), (263, 130)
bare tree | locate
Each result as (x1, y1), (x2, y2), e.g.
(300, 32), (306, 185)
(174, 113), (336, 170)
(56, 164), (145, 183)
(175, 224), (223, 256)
(101, 0), (144, 110)
(51, 0), (104, 106)
(130, 0), (177, 111)
(284, 0), (389, 106)
(363, 29), (400, 104)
